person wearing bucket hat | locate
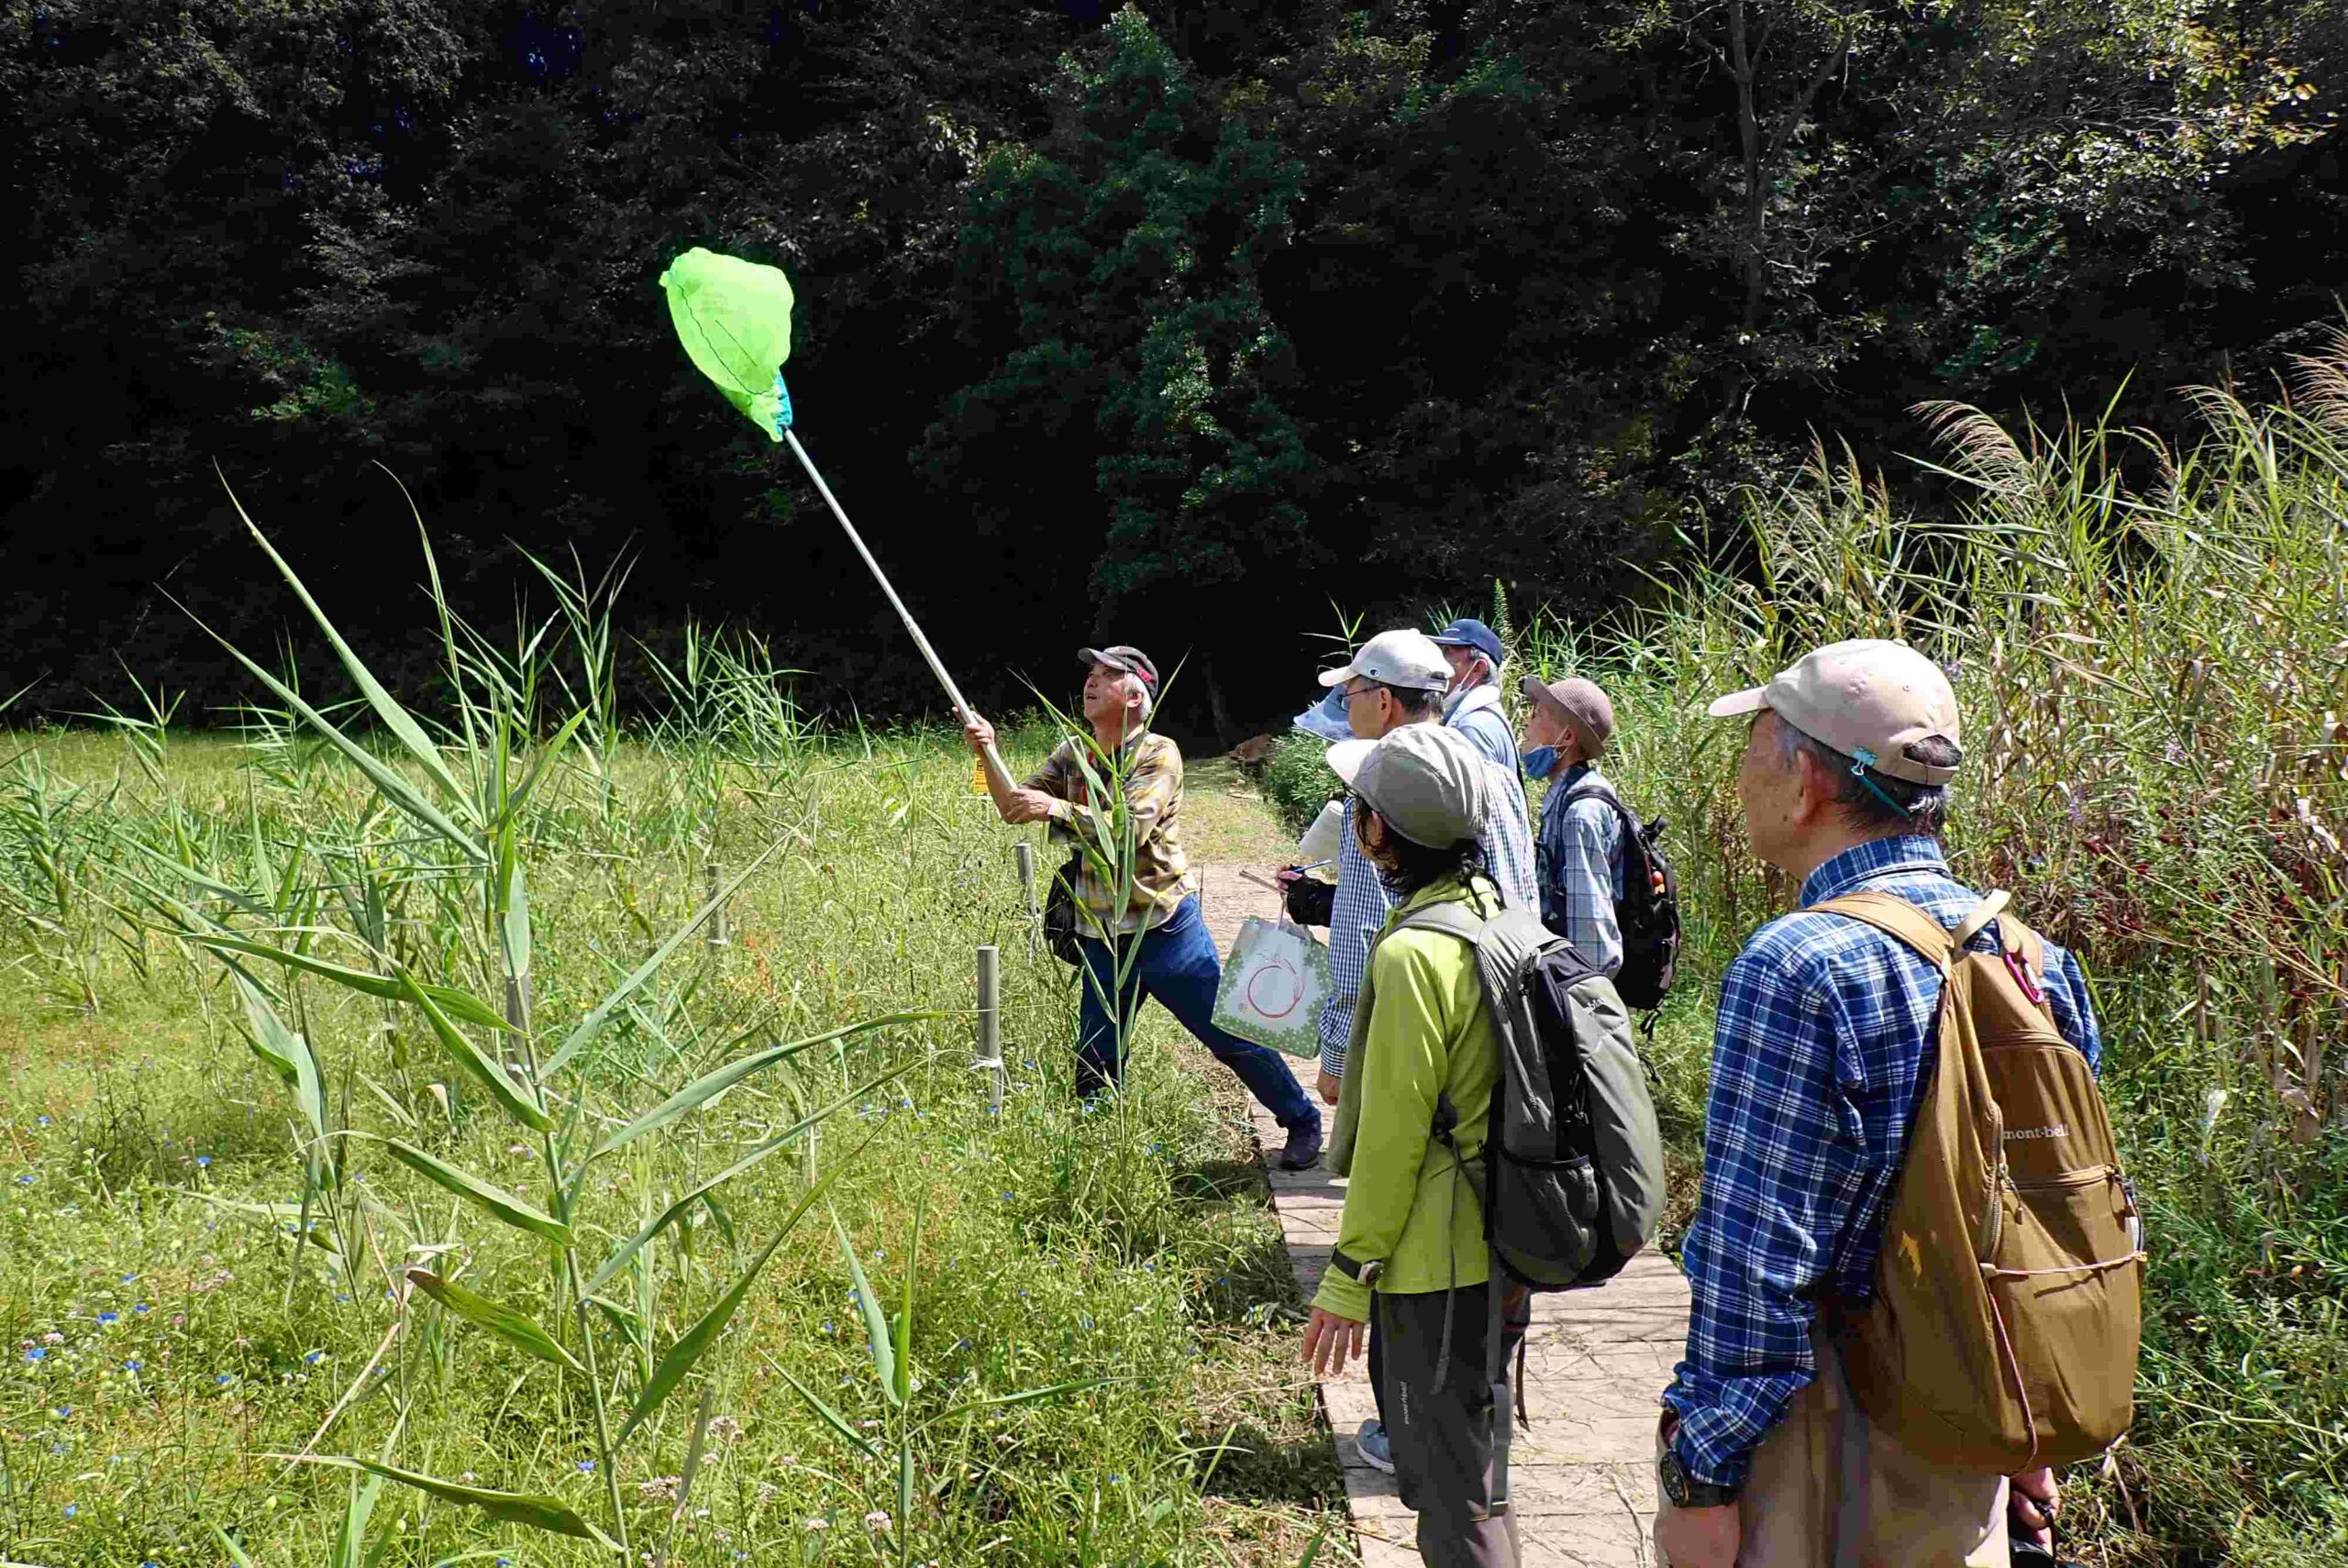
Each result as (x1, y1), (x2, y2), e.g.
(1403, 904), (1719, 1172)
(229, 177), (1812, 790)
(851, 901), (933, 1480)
(964, 647), (1324, 1168)
(1517, 675), (1627, 976)
(1277, 631), (1538, 1479)
(1301, 723), (1519, 1568)
(1655, 640), (2102, 1568)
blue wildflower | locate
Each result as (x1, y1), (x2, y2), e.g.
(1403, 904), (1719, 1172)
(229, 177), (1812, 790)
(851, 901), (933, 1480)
(195, 1155), (211, 1168)
(133, 1303), (150, 1314)
(125, 1359), (141, 1371)
(62, 1503), (75, 1518)
(120, 1274), (137, 1284)
(217, 1374), (232, 1386)
(25, 1347), (45, 1361)
(577, 1459), (596, 1474)
(16, 1174), (33, 1186)
(52, 1406), (70, 1417)
(37, 1115), (50, 1126)
(304, 1351), (325, 1365)
(97, 1311), (117, 1325)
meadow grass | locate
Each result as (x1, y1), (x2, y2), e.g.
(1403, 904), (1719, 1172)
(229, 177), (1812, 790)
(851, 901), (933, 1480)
(0, 584), (1347, 1563)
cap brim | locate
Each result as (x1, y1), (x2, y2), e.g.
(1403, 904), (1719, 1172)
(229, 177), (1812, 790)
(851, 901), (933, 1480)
(1315, 661), (1362, 690)
(1518, 673), (1562, 708)
(1077, 646), (1122, 673)
(1706, 687), (1769, 719)
(1324, 738), (1373, 787)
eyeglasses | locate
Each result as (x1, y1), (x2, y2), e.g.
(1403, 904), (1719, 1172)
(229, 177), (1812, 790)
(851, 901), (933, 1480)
(1340, 681), (1382, 703)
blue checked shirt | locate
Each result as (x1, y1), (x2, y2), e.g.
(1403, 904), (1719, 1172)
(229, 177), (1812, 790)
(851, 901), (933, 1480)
(1536, 763), (1625, 977)
(1316, 754), (1540, 1079)
(1662, 836), (2101, 1489)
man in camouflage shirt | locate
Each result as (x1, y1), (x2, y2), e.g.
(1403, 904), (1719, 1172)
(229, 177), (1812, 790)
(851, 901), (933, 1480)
(965, 646), (1324, 1168)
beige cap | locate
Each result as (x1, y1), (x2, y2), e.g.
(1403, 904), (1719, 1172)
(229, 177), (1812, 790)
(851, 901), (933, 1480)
(1706, 639), (1962, 785)
(1519, 675), (1616, 757)
(1324, 723), (1489, 847)
(1317, 628), (1451, 694)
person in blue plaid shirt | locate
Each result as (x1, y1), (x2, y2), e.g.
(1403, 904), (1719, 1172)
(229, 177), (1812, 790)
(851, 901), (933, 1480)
(1517, 674), (1625, 976)
(1655, 641), (2095, 1568)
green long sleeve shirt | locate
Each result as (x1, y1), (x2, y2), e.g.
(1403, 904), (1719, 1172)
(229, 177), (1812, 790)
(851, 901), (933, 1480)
(1312, 874), (1501, 1323)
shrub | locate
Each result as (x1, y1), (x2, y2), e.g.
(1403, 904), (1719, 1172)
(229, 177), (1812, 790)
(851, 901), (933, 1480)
(1258, 731), (1339, 840)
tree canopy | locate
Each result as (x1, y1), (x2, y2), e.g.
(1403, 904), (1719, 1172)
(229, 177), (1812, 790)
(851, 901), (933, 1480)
(3, 0), (2340, 736)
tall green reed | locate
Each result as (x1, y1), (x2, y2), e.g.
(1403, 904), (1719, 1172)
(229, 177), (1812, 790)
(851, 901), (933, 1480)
(116, 478), (932, 1558)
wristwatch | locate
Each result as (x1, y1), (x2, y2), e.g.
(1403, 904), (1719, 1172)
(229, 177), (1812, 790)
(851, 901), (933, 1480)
(1657, 1418), (1741, 1509)
(1331, 1250), (1385, 1288)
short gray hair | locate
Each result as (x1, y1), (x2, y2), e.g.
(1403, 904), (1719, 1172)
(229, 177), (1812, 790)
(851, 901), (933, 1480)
(1122, 671), (1153, 723)
(1777, 721), (1956, 838)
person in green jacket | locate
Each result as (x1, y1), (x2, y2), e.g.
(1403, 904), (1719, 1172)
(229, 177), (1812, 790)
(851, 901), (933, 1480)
(1301, 722), (1518, 1568)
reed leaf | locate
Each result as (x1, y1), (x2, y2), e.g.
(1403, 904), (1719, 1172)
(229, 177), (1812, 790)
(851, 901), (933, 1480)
(381, 1140), (573, 1247)
(542, 839), (785, 1076)
(230, 970), (328, 1186)
(613, 1154), (847, 1447)
(396, 969), (551, 1132)
(405, 1269), (583, 1375)
(585, 1102), (889, 1297)
(195, 934), (511, 1031)
(181, 613), (486, 860)
(589, 1012), (933, 1160)
(761, 1353), (882, 1462)
(268, 1456), (619, 1550)
(835, 1208), (897, 1408)
(217, 471), (476, 823)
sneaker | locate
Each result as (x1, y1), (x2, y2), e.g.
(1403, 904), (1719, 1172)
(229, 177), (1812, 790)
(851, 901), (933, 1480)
(1276, 1116), (1324, 1171)
(1356, 1419), (1394, 1474)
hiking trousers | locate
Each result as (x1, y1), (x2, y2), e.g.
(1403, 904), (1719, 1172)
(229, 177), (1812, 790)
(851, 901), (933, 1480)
(1378, 1282), (1520, 1568)
(1654, 1328), (2009, 1568)
(1074, 895), (1317, 1131)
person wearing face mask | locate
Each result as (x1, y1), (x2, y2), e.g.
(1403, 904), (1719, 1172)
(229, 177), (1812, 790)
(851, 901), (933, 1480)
(1431, 617), (1532, 834)
(1517, 675), (1626, 977)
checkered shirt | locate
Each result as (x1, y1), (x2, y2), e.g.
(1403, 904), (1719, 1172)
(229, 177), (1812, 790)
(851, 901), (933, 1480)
(1536, 763), (1626, 977)
(1661, 836), (2102, 1489)
(1316, 759), (1538, 1080)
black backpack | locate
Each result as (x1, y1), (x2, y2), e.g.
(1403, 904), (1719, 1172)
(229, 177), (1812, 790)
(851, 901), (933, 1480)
(1564, 779), (1681, 1012)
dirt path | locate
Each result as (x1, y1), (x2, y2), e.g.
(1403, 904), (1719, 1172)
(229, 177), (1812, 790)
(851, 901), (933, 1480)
(1200, 862), (1690, 1567)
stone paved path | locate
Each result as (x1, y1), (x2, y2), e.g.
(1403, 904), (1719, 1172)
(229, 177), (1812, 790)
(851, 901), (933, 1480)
(1198, 865), (1689, 1568)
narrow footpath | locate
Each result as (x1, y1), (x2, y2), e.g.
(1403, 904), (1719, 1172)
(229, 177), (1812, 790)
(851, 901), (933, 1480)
(1198, 865), (1690, 1568)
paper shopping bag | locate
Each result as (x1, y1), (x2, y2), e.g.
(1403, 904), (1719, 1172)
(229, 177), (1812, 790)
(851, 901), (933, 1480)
(1212, 916), (1330, 1058)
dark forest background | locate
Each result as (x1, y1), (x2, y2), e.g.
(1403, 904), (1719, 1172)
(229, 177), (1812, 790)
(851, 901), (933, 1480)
(4, 0), (2342, 744)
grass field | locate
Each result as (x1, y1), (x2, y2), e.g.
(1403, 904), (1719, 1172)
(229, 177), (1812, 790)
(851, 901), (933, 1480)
(1, 684), (1348, 1567)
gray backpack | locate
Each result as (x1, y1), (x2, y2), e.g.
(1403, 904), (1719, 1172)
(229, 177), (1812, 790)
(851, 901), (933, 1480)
(1382, 881), (1667, 1466)
(1397, 893), (1667, 1291)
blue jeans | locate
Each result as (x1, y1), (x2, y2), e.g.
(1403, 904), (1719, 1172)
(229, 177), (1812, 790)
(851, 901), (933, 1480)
(1075, 895), (1317, 1130)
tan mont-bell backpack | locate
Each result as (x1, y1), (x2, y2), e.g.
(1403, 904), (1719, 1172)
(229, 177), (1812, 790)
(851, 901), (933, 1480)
(1813, 889), (2145, 1474)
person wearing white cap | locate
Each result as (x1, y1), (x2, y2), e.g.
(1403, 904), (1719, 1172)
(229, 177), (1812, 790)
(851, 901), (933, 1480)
(1301, 723), (1519, 1568)
(1655, 640), (2102, 1568)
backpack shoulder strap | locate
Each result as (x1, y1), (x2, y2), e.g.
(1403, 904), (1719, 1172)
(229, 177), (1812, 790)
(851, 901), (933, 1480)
(1955, 889), (2049, 985)
(1810, 890), (1958, 972)
(1395, 899), (1489, 945)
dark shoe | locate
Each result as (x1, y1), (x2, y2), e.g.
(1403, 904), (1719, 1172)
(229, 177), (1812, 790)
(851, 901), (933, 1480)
(1277, 1116), (1324, 1171)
